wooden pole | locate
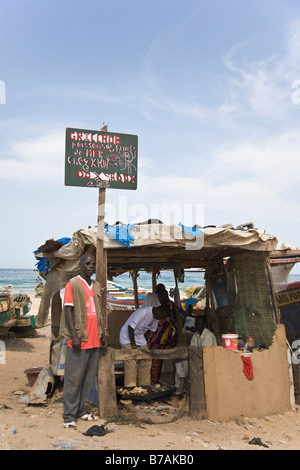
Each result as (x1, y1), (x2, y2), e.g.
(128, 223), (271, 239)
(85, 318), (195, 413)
(96, 187), (107, 333)
(97, 125), (109, 418)
(152, 270), (156, 292)
(114, 346), (188, 361)
(96, 124), (108, 335)
(130, 269), (140, 310)
(189, 345), (207, 420)
(98, 348), (118, 418)
(266, 254), (281, 324)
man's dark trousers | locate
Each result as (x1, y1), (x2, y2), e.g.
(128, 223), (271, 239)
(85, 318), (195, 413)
(63, 346), (100, 423)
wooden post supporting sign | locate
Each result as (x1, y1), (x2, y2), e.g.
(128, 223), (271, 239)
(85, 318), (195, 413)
(96, 124), (108, 335)
(96, 186), (107, 333)
(64, 123), (137, 419)
(96, 126), (115, 418)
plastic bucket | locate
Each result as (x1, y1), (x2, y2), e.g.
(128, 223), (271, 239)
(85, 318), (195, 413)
(24, 367), (43, 386)
(222, 334), (238, 352)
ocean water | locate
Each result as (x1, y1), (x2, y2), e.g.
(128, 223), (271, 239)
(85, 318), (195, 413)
(0, 268), (300, 297)
(0, 268), (206, 296)
(0, 269), (40, 295)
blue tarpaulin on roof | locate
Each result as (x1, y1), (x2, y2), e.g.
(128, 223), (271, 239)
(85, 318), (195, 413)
(105, 224), (134, 248)
(178, 223), (203, 237)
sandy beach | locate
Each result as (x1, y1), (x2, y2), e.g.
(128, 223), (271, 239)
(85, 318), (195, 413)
(1, 295), (300, 451)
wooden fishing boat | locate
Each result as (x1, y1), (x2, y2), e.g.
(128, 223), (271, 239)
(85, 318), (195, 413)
(107, 281), (148, 310)
(0, 288), (33, 336)
(0, 288), (15, 335)
(0, 319), (18, 336)
(0, 292), (10, 314)
(181, 285), (206, 310)
(275, 281), (300, 337)
(107, 296), (145, 309)
(35, 283), (44, 297)
(10, 314), (37, 335)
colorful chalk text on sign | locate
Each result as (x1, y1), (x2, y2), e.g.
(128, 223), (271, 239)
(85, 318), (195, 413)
(65, 128), (138, 190)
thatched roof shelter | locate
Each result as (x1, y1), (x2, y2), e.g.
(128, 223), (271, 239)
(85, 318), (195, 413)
(34, 221), (282, 326)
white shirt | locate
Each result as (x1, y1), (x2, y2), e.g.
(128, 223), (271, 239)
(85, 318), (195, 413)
(119, 305), (158, 346)
(190, 328), (217, 347)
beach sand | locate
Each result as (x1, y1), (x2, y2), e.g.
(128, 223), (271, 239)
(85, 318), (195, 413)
(1, 296), (300, 451)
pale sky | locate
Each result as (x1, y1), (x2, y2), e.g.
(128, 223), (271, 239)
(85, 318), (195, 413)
(1, 0), (300, 269)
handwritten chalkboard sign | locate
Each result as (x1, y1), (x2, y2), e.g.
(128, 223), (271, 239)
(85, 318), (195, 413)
(65, 127), (138, 190)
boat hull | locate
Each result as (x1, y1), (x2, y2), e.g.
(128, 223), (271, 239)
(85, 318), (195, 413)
(10, 315), (37, 334)
(0, 291), (33, 336)
(0, 319), (17, 336)
(275, 282), (300, 337)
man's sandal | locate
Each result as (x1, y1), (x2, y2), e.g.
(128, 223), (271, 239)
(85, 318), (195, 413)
(80, 413), (98, 421)
(63, 421), (77, 429)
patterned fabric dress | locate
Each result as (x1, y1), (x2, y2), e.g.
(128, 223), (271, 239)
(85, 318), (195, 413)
(149, 299), (186, 384)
